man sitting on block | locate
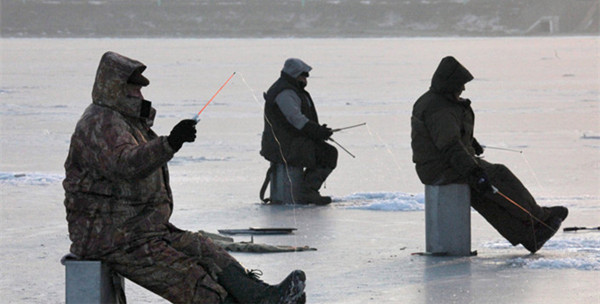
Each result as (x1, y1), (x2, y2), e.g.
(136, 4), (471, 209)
(260, 58), (338, 205)
(63, 51), (306, 304)
(410, 56), (568, 253)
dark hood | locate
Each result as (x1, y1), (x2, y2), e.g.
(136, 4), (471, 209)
(281, 58), (312, 78)
(91, 51), (154, 123)
(430, 56), (474, 94)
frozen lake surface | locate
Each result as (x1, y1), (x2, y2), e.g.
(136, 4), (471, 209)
(1, 37), (599, 303)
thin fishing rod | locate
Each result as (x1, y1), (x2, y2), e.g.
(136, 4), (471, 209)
(329, 137), (355, 158)
(491, 185), (556, 232)
(332, 122), (367, 133)
(563, 226), (600, 232)
(482, 145), (523, 153)
(193, 72), (236, 121)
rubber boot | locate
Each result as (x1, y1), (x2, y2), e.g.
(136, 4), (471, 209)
(218, 264), (306, 304)
(300, 168), (333, 205)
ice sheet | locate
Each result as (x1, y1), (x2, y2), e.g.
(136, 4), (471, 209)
(1, 37), (598, 303)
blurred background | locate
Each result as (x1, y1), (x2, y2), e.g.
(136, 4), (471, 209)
(2, 0), (598, 38)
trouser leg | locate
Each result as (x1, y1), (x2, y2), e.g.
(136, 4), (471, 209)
(166, 230), (238, 275)
(103, 237), (227, 304)
(472, 160), (552, 246)
(303, 167), (333, 191)
(478, 160), (550, 221)
(303, 141), (337, 191)
(314, 141), (338, 169)
(471, 193), (535, 245)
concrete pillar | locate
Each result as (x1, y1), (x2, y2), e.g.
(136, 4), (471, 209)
(425, 184), (471, 256)
(270, 162), (304, 204)
(64, 259), (124, 304)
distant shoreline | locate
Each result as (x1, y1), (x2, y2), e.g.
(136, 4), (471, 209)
(1, 34), (597, 40)
(2, 0), (598, 38)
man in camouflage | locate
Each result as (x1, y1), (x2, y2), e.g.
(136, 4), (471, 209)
(64, 51), (306, 304)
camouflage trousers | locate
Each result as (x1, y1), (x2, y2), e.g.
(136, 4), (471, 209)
(101, 229), (238, 304)
(471, 159), (551, 246)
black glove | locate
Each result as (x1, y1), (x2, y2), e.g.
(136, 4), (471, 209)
(472, 138), (484, 156)
(301, 121), (333, 141)
(167, 119), (197, 152)
(468, 167), (493, 194)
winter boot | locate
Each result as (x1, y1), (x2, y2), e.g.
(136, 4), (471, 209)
(548, 206), (569, 221)
(218, 264), (306, 304)
(300, 168), (333, 205)
(299, 187), (331, 205)
(521, 215), (563, 253)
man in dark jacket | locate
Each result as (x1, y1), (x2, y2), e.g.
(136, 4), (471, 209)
(261, 58), (338, 205)
(64, 51), (306, 303)
(411, 56), (568, 253)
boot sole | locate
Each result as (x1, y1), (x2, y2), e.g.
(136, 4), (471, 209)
(279, 270), (306, 304)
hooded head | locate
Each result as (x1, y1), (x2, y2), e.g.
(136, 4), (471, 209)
(91, 51), (153, 120)
(430, 56), (473, 95)
(281, 58), (312, 79)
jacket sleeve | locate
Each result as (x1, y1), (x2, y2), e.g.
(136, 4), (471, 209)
(426, 110), (479, 177)
(275, 89), (310, 130)
(78, 111), (175, 180)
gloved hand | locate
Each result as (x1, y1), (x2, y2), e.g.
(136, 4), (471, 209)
(320, 124), (333, 140)
(301, 121), (333, 141)
(167, 119), (197, 152)
(472, 138), (484, 156)
(468, 167), (493, 194)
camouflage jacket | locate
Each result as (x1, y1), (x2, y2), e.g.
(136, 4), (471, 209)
(63, 52), (177, 257)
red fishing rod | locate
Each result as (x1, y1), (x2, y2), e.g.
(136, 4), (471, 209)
(193, 72), (236, 121)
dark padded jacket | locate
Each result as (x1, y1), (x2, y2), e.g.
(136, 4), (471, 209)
(411, 56), (481, 185)
(260, 72), (319, 166)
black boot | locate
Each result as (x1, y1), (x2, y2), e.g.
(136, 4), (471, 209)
(300, 168), (333, 205)
(548, 206), (568, 221)
(521, 216), (563, 253)
(299, 186), (332, 205)
(218, 264), (306, 304)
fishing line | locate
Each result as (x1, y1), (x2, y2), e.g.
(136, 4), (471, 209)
(483, 144), (546, 193)
(519, 153), (547, 193)
(484, 144), (553, 247)
(481, 145), (556, 249)
(239, 74), (296, 202)
(365, 124), (403, 173)
(239, 73), (300, 254)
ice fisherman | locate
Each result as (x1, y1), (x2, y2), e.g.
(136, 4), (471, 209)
(410, 56), (569, 253)
(63, 51), (306, 304)
(260, 58), (338, 205)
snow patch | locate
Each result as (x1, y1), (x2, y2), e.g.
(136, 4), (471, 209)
(0, 172), (63, 185)
(169, 155), (234, 165)
(484, 236), (600, 271)
(335, 192), (424, 211)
